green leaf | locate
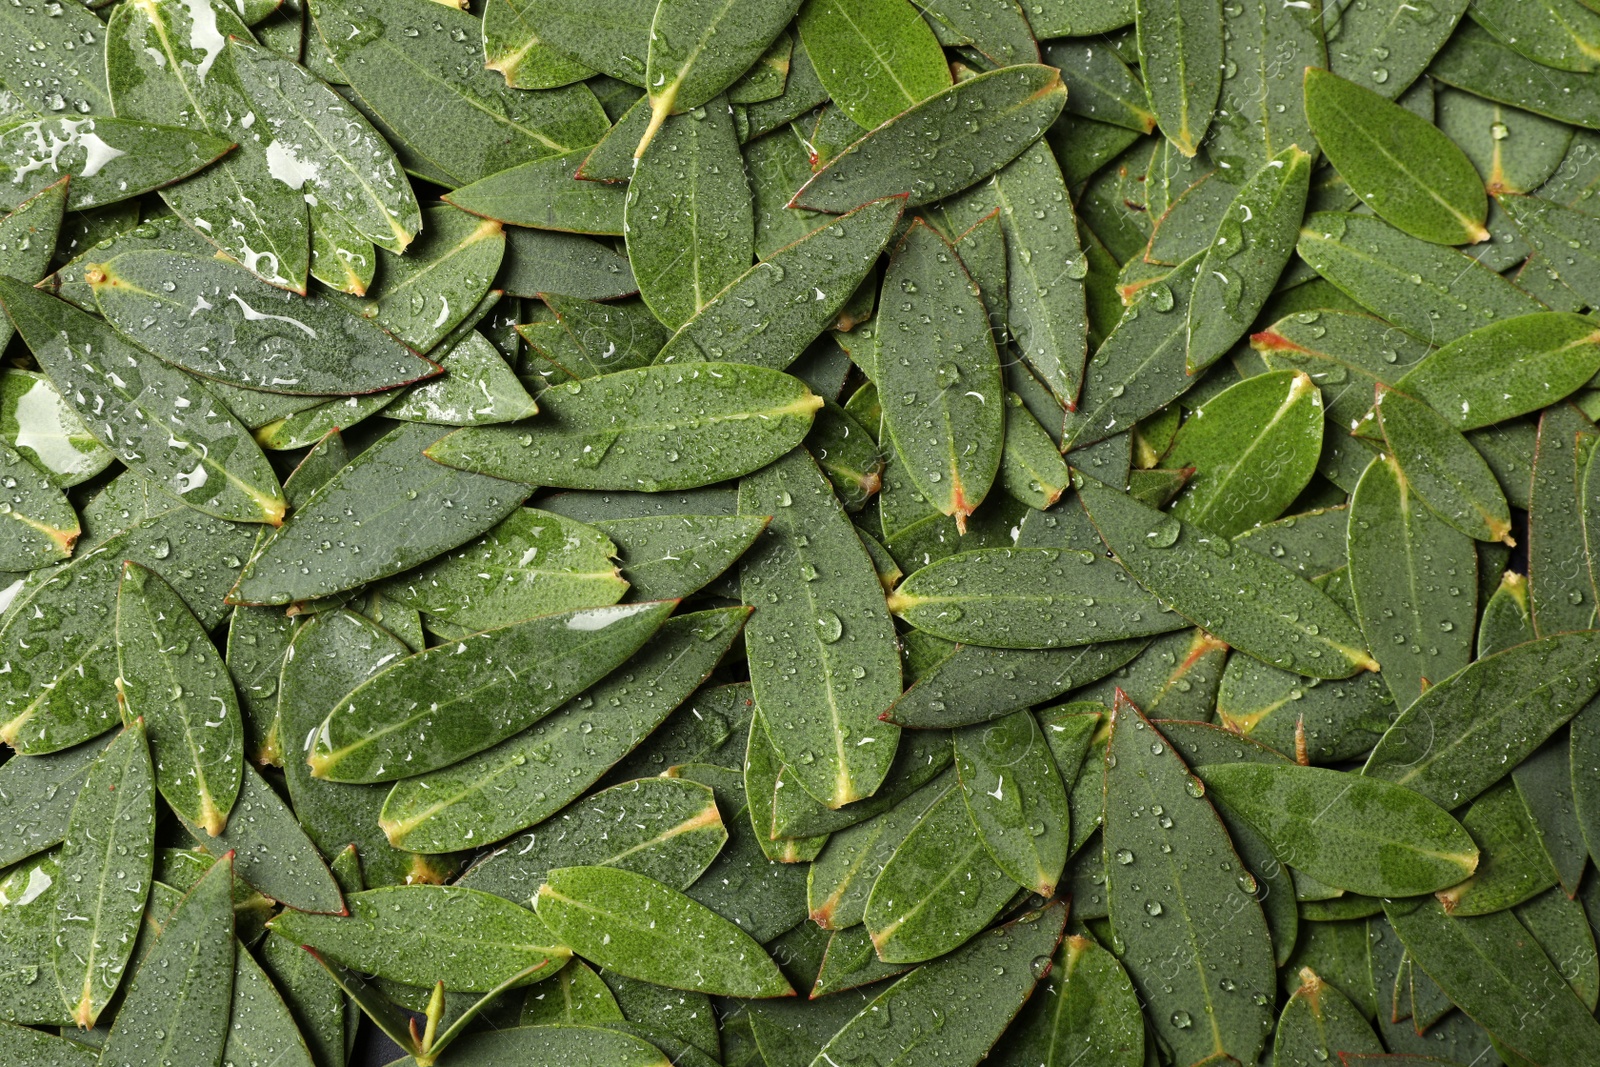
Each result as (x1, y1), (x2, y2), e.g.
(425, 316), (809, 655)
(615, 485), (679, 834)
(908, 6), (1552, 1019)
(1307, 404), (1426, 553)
(1001, 392), (1072, 510)
(0, 505), (256, 755)
(0, 279), (286, 525)
(1501, 193), (1600, 308)
(809, 400), (885, 512)
(806, 769), (951, 930)
(506, 0), (656, 87)
(0, 370), (114, 489)
(728, 30), (793, 105)
(271, 885), (570, 991)
(1304, 68), (1489, 246)
(887, 547), (1184, 648)
(1042, 38), (1154, 134)
(1436, 779), (1557, 917)
(1059, 253), (1202, 451)
(1529, 404), (1598, 637)
(0, 442), (77, 570)
(744, 709), (828, 863)
(378, 508), (626, 632)
(233, 422), (526, 605)
(1078, 478), (1376, 678)
(1102, 697), (1277, 1067)
(1438, 91), (1573, 197)
(427, 1025), (674, 1067)
(1164, 370), (1323, 537)
(446, 149), (628, 235)
(1196, 761), (1478, 896)
(1136, 0), (1223, 157)
(519, 960), (625, 1025)
(1393, 313), (1600, 431)
(49, 723), (154, 1029)
(309, 600), (672, 783)
(637, 0), (803, 154)
(535, 866), (793, 998)
(1346, 455), (1478, 708)
(863, 776), (1017, 963)
(887, 639), (1143, 727)
(738, 447), (902, 808)
(0, 1024), (95, 1067)
(796, 0), (950, 129)
(378, 607), (746, 852)
(460, 776), (726, 906)
(877, 219), (1004, 527)
(955, 709), (1070, 895)
(989, 931), (1145, 1067)
(427, 363), (821, 492)
(1296, 212), (1546, 345)
(0, 849), (72, 1026)
(1362, 630), (1600, 808)
(1027, 0), (1135, 36)
(1515, 885), (1600, 1009)
(1325, 0), (1468, 100)
(746, 127), (828, 261)
(90, 249), (439, 396)
(532, 293), (671, 377)
(0, 181), (67, 351)
(626, 100), (753, 331)
(0, 736), (110, 869)
(589, 514), (767, 600)
(482, 0), (595, 90)
(309, 201), (377, 296)
(276, 611), (440, 889)
(333, 204), (506, 353)
(1385, 897), (1600, 1066)
(1252, 310), (1434, 429)
(310, 0), (608, 187)
(115, 562), (243, 838)
(176, 763), (346, 916)
(388, 329), (540, 427)
(1187, 147), (1313, 374)
(1469, 0), (1600, 74)
(1375, 385), (1514, 544)
(106, 0), (310, 292)
(791, 65), (1068, 213)
(229, 37), (421, 252)
(654, 195), (905, 370)
(0, 0), (110, 116)
(1479, 570), (1533, 657)
(1209, 0), (1323, 173)
(100, 854), (234, 1065)
(817, 901), (1068, 1065)
(1272, 967), (1385, 1067)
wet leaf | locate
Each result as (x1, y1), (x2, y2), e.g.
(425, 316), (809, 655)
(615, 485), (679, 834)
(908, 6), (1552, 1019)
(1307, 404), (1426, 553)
(1042, 38), (1155, 134)
(90, 249), (439, 396)
(806, 769), (950, 930)
(0, 279), (286, 525)
(482, 0), (596, 90)
(1529, 403), (1599, 637)
(0, 370), (114, 489)
(233, 421), (525, 605)
(1324, 0), (1468, 100)
(1079, 478), (1375, 678)
(863, 775), (1017, 963)
(809, 400), (885, 512)
(797, 0), (950, 129)
(1001, 392), (1072, 510)
(100, 854), (234, 1066)
(377, 507), (626, 633)
(791, 65), (1067, 212)
(535, 866), (793, 997)
(1272, 966), (1385, 1067)
(1305, 68), (1488, 246)
(271, 885), (570, 990)
(1165, 370), (1324, 537)
(1363, 630), (1600, 808)
(49, 722), (154, 1029)
(106, 0), (310, 291)
(655, 194), (905, 370)
(309, 0), (609, 187)
(308, 600), (672, 783)
(1101, 697), (1277, 1067)
(589, 514), (767, 600)
(446, 149), (628, 235)
(0, 0), (111, 117)
(0, 442), (77, 570)
(0, 736), (110, 871)
(1136, 0), (1223, 157)
(1346, 455), (1478, 709)
(1374, 386), (1513, 545)
(1501, 193), (1600, 307)
(1187, 146), (1313, 374)
(954, 709), (1069, 895)
(389, 329), (539, 427)
(429, 1024), (674, 1067)
(637, 0), (803, 155)
(1437, 779), (1557, 917)
(377, 607), (746, 852)
(627, 100), (753, 331)
(1209, 0), (1323, 174)
(428, 363), (820, 492)
(739, 447), (901, 808)
(504, 0), (656, 86)
(1296, 212), (1546, 345)
(115, 562), (243, 838)
(887, 547), (1185, 648)
(877, 219), (1004, 528)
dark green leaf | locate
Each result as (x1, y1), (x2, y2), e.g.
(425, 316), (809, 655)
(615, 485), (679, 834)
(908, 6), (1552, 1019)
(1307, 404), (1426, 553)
(1436, 779), (1557, 917)
(1324, 0), (1468, 100)
(1271, 966), (1385, 1067)
(1304, 68), (1489, 246)
(1375, 385), (1514, 545)
(1136, 0), (1223, 157)
(376, 608), (746, 852)
(0, 370), (114, 489)
(0, 181), (67, 353)
(1209, 0), (1323, 173)
(446, 149), (628, 235)
(1530, 404), (1599, 637)
(791, 65), (1067, 212)
(989, 931), (1144, 1067)
(506, 0), (656, 87)
(482, 0), (596, 90)
(0, 736), (110, 870)
(1042, 38), (1155, 134)
(955, 709), (1069, 895)
(535, 866), (793, 997)
(427, 1024), (674, 1067)
(271, 885), (569, 991)
(233, 422), (526, 605)
(1102, 697), (1276, 1066)
(797, 0), (950, 129)
(0, 0), (110, 116)
(1363, 630), (1600, 808)
(0, 442), (77, 570)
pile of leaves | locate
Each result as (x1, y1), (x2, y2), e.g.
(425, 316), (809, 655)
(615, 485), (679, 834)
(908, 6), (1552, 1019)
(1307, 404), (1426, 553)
(1, 0), (1600, 1065)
